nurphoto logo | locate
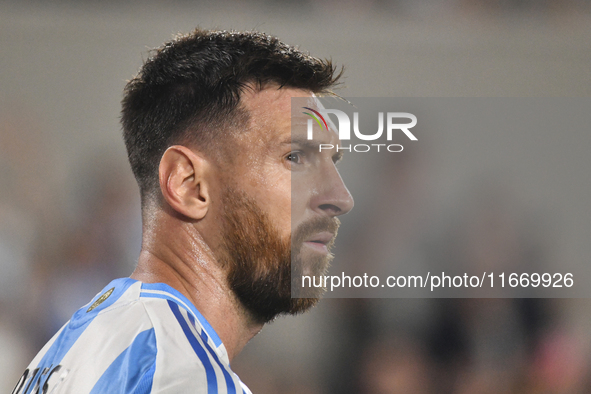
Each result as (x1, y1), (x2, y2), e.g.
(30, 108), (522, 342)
(303, 107), (418, 153)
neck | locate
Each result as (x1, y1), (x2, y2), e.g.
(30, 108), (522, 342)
(130, 209), (263, 361)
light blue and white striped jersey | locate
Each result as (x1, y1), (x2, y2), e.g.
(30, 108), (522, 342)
(13, 278), (252, 394)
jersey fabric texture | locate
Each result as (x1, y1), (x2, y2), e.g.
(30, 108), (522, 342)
(14, 278), (252, 394)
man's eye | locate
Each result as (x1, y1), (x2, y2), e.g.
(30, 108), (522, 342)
(286, 152), (303, 164)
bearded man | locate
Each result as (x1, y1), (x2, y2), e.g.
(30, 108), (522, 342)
(14, 29), (353, 394)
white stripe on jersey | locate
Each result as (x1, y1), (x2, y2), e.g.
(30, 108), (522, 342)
(13, 278), (252, 394)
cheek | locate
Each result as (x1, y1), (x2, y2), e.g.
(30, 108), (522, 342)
(272, 184), (293, 237)
(234, 154), (295, 235)
(247, 176), (293, 236)
(290, 175), (312, 232)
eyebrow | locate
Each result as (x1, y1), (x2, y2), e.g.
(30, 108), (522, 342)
(284, 137), (323, 152)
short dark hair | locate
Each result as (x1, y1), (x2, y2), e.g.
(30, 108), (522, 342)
(121, 28), (342, 205)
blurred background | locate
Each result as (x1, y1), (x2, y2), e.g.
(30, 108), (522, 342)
(1, 0), (590, 392)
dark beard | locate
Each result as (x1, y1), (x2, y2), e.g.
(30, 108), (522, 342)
(218, 188), (339, 324)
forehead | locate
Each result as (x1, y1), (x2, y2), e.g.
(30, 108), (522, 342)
(239, 86), (335, 145)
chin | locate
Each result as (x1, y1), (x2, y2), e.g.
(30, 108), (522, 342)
(289, 251), (332, 302)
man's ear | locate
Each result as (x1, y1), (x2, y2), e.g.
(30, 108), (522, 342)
(158, 145), (211, 220)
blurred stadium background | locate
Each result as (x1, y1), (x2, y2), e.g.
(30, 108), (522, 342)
(1, 1), (591, 392)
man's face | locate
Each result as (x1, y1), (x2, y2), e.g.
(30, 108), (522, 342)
(216, 87), (353, 323)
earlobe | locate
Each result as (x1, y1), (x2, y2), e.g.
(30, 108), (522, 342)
(159, 145), (210, 220)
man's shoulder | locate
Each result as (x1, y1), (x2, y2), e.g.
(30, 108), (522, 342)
(52, 278), (206, 342)
(33, 278), (204, 364)
(62, 278), (159, 345)
(15, 278), (249, 394)
(15, 279), (155, 391)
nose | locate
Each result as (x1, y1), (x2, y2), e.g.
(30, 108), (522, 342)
(310, 163), (354, 217)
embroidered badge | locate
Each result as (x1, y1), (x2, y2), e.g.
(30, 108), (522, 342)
(87, 287), (115, 312)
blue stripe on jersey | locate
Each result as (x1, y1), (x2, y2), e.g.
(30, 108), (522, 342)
(196, 322), (239, 394)
(90, 328), (156, 394)
(141, 282), (223, 347)
(168, 300), (219, 394)
(174, 294), (241, 394)
(24, 278), (137, 394)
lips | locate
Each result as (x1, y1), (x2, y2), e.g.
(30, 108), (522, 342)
(303, 231), (335, 253)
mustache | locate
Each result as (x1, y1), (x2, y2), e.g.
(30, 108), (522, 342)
(291, 216), (341, 250)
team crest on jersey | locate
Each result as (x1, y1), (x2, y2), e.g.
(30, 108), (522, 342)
(87, 287), (115, 312)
